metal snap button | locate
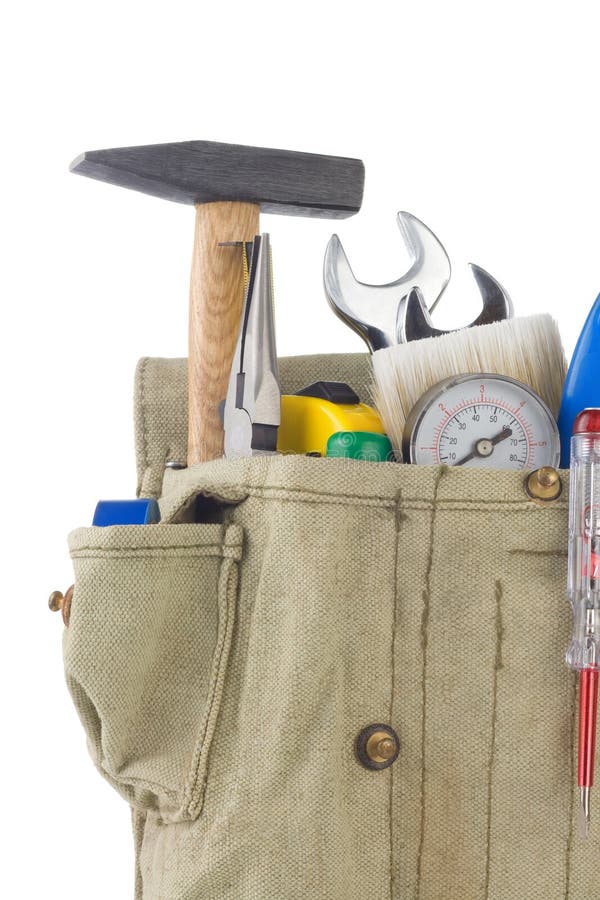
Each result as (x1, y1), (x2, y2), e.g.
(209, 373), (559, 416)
(48, 585), (74, 627)
(356, 723), (400, 770)
(524, 466), (563, 504)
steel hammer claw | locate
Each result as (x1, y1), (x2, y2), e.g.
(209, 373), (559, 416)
(323, 211), (451, 352)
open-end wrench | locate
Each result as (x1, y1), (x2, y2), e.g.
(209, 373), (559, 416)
(324, 212), (512, 351)
(323, 211), (451, 352)
(400, 265), (513, 342)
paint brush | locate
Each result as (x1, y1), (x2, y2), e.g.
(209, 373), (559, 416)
(371, 314), (566, 460)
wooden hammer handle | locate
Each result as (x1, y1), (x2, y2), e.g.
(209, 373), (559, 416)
(188, 201), (260, 464)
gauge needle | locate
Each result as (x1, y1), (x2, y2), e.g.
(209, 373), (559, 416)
(454, 427), (513, 466)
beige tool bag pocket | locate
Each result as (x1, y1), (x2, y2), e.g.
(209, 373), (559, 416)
(63, 522), (243, 823)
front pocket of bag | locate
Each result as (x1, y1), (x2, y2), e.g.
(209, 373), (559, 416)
(63, 522), (243, 823)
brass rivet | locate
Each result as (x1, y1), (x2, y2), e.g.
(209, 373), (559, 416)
(48, 585), (74, 627)
(356, 724), (400, 770)
(367, 734), (396, 762)
(48, 591), (63, 612)
(525, 466), (563, 504)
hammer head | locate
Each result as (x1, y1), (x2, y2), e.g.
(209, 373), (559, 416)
(70, 140), (364, 219)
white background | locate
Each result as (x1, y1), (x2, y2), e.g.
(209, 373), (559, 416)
(2, 1), (599, 896)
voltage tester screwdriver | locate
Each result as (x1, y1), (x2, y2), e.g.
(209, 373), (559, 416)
(566, 409), (600, 835)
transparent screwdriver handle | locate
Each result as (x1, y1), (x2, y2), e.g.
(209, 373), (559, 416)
(566, 416), (600, 671)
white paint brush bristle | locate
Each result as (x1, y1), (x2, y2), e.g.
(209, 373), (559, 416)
(371, 315), (566, 458)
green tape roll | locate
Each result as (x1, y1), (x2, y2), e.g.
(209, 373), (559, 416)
(325, 431), (395, 463)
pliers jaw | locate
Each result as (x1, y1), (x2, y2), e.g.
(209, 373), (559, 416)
(224, 234), (282, 459)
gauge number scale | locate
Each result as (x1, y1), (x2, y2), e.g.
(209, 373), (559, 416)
(402, 374), (560, 470)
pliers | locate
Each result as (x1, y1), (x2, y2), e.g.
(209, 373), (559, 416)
(224, 234), (281, 458)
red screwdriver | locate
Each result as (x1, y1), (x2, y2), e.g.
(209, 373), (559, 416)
(566, 409), (600, 835)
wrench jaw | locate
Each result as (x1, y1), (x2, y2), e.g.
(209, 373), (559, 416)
(400, 264), (513, 343)
(323, 234), (391, 352)
(400, 288), (445, 342)
(468, 264), (514, 323)
(323, 212), (452, 353)
(395, 211), (451, 316)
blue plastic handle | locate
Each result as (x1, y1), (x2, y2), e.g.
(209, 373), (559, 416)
(92, 498), (161, 526)
(558, 292), (600, 467)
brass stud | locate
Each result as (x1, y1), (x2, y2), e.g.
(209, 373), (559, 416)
(366, 733), (396, 762)
(48, 585), (74, 627)
(356, 724), (400, 770)
(524, 466), (563, 504)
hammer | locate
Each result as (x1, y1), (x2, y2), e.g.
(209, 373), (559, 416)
(70, 140), (365, 463)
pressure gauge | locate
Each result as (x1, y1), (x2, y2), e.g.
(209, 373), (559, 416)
(402, 373), (560, 469)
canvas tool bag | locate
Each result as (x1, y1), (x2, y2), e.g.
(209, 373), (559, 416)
(62, 353), (596, 899)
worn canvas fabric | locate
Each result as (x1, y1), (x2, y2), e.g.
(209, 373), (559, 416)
(63, 355), (597, 899)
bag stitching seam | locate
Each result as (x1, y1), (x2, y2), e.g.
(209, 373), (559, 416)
(389, 489), (403, 898)
(415, 465), (445, 896)
(139, 356), (151, 478)
(176, 483), (566, 509)
(70, 545), (229, 555)
(184, 556), (238, 820)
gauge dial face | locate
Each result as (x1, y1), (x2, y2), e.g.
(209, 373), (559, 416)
(403, 374), (560, 470)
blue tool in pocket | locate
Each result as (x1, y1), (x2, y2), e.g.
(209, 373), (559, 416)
(92, 498), (161, 526)
(558, 292), (600, 467)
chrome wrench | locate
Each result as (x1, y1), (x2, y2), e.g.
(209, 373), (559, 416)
(323, 211), (451, 352)
(324, 211), (512, 351)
